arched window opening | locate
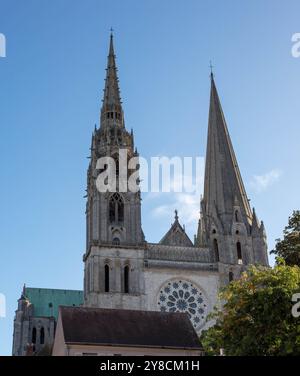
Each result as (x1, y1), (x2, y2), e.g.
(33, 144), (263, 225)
(237, 242), (242, 264)
(115, 159), (119, 177)
(40, 327), (45, 345)
(229, 272), (234, 282)
(213, 239), (219, 262)
(32, 327), (36, 344)
(235, 210), (239, 222)
(112, 237), (120, 246)
(105, 264), (110, 292)
(124, 265), (129, 294)
(109, 193), (124, 224)
(212, 229), (216, 234)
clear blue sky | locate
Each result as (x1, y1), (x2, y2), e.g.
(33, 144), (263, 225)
(1, 0), (300, 355)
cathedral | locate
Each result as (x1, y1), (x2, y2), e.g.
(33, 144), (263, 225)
(12, 34), (269, 356)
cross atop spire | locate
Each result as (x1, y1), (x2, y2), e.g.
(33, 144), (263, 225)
(174, 209), (179, 222)
(209, 60), (214, 78)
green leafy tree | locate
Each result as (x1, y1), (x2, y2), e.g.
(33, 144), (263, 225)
(271, 210), (300, 266)
(200, 263), (300, 356)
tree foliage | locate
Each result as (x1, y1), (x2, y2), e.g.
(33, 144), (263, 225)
(200, 263), (300, 356)
(271, 210), (300, 267)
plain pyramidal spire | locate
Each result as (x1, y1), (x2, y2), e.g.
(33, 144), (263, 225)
(203, 73), (253, 223)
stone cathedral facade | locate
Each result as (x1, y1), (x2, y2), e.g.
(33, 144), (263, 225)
(12, 34), (268, 356)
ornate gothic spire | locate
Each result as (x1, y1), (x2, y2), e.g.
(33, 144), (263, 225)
(101, 32), (124, 127)
(203, 74), (252, 225)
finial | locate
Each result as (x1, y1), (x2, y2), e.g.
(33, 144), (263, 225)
(174, 209), (178, 221)
(110, 27), (115, 43)
(20, 283), (26, 299)
(209, 60), (214, 79)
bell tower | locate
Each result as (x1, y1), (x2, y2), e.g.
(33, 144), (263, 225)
(83, 33), (145, 309)
(85, 33), (144, 250)
(196, 73), (268, 283)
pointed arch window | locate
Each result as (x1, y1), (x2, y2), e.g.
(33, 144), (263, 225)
(32, 327), (36, 344)
(229, 271), (234, 282)
(117, 129), (122, 144)
(105, 264), (110, 292)
(213, 239), (219, 262)
(237, 242), (242, 264)
(115, 159), (119, 177)
(40, 327), (45, 345)
(109, 193), (124, 224)
(235, 210), (239, 222)
(111, 153), (120, 178)
(124, 265), (129, 294)
(112, 237), (120, 246)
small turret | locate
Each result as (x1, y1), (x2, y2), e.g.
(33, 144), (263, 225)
(18, 284), (28, 311)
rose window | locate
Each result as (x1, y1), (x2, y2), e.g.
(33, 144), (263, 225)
(157, 280), (208, 330)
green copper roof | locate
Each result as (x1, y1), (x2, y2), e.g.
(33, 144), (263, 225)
(24, 287), (83, 320)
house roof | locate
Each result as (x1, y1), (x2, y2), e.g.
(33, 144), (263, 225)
(59, 306), (201, 349)
(24, 287), (83, 320)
